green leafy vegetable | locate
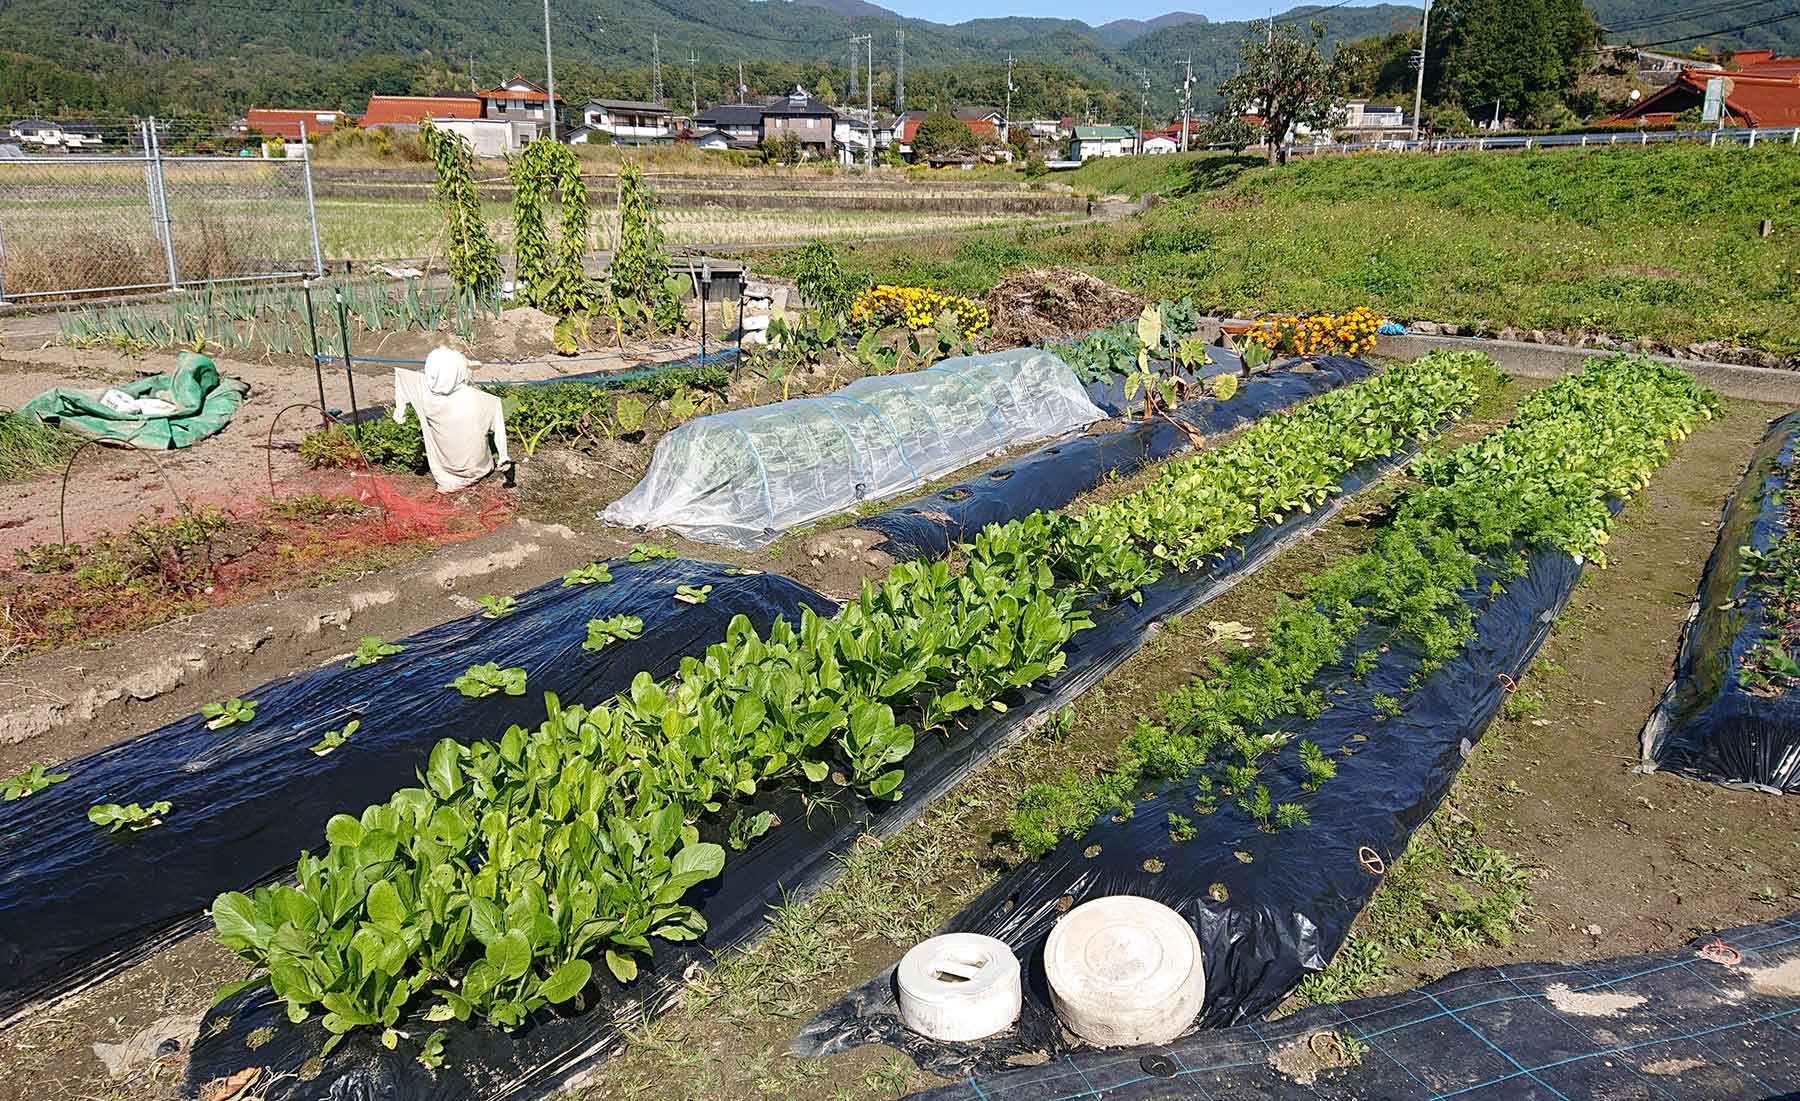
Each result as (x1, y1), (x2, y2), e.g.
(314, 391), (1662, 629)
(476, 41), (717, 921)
(582, 615), (645, 653)
(200, 697), (257, 731)
(478, 595), (518, 619)
(309, 719), (361, 757)
(2, 763), (70, 801)
(347, 636), (404, 669)
(90, 800), (172, 832)
(449, 663), (528, 698)
(561, 563), (614, 587)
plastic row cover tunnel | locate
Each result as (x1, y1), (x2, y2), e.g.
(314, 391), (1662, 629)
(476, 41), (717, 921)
(795, 530), (1590, 1078)
(0, 559), (837, 1020)
(858, 356), (1371, 562)
(904, 916), (1800, 1100)
(182, 436), (1425, 1101)
(1641, 412), (1800, 792)
(600, 348), (1105, 549)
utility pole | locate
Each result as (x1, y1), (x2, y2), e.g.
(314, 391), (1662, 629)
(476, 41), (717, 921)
(688, 51), (698, 117)
(652, 32), (663, 104)
(738, 60), (747, 105)
(896, 29), (905, 115)
(1180, 52), (1194, 152)
(1002, 54), (1016, 146)
(1410, 0), (1430, 141)
(542, 0), (557, 140)
(1138, 73), (1150, 139)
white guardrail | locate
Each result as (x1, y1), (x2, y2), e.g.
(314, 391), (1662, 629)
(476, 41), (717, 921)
(1288, 125), (1800, 158)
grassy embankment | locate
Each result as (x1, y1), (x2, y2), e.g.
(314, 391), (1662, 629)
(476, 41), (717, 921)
(825, 144), (1800, 354)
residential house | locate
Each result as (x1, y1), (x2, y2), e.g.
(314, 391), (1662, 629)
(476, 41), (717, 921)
(1603, 50), (1800, 128)
(573, 99), (674, 145)
(1023, 117), (1067, 141)
(245, 108), (343, 141)
(360, 95), (483, 128)
(1335, 101), (1407, 141)
(1138, 133), (1178, 155)
(691, 129), (736, 151)
(692, 103), (766, 149)
(1067, 125), (1135, 160)
(8, 119), (63, 148)
(761, 86), (835, 158)
(833, 111), (897, 164)
(475, 75), (563, 127)
(895, 110), (999, 159)
(360, 95), (532, 155)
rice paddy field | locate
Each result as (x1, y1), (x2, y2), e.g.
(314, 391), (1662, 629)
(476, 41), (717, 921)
(0, 158), (1082, 296)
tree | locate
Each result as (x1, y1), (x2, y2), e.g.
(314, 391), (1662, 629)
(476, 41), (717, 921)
(910, 112), (977, 157)
(1426, 0), (1599, 124)
(1217, 20), (1354, 165)
(1201, 115), (1259, 152)
(815, 75), (837, 104)
(760, 131), (802, 165)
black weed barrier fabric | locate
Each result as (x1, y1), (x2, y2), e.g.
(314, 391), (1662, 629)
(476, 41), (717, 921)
(859, 356), (1369, 563)
(182, 441), (1422, 1101)
(796, 539), (1587, 1078)
(1642, 412), (1800, 793)
(905, 916), (1800, 1100)
(0, 559), (835, 1020)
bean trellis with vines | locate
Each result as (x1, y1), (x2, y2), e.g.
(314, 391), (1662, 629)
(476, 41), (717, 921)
(609, 161), (685, 337)
(508, 138), (593, 318)
(420, 120), (502, 301)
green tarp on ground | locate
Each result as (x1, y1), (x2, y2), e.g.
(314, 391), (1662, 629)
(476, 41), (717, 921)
(19, 352), (248, 449)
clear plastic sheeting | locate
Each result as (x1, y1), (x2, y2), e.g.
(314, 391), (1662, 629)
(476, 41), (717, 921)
(601, 349), (1106, 548)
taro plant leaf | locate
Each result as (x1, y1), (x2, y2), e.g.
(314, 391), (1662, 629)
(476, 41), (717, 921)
(582, 614), (645, 653)
(2, 763), (70, 800)
(561, 562), (614, 587)
(200, 697), (257, 731)
(347, 636), (404, 669)
(309, 718), (361, 756)
(89, 800), (172, 832)
(478, 594), (518, 619)
(613, 394), (647, 435)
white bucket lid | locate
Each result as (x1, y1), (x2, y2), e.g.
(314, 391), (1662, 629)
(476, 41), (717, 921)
(1046, 895), (1205, 1047)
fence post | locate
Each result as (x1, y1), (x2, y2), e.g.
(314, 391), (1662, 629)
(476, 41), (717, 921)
(1749, 129), (1758, 148)
(1580, 134), (1588, 147)
(1641, 131), (1648, 146)
(299, 121), (325, 279)
(147, 118), (180, 290)
(1709, 130), (1718, 148)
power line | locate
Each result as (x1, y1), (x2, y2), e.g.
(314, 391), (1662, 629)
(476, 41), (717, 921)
(1272, 0), (1359, 24)
(1604, 0), (1779, 33)
(1617, 7), (1800, 48)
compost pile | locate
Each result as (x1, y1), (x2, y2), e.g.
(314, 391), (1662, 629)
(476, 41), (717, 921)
(983, 268), (1145, 349)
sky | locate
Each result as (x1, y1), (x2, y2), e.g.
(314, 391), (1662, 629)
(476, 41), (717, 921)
(876, 0), (1293, 23)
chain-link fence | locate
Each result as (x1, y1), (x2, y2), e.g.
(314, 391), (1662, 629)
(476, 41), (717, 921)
(0, 119), (322, 302)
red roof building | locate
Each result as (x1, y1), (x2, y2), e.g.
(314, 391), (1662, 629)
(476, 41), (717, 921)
(1605, 51), (1800, 127)
(245, 108), (343, 140)
(897, 111), (997, 146)
(360, 95), (483, 128)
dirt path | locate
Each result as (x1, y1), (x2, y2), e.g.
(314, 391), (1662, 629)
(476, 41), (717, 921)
(1427, 398), (1800, 975)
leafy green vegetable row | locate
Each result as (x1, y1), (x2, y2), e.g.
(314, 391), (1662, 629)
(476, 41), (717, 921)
(208, 354), (1489, 1052)
(1012, 355), (1722, 856)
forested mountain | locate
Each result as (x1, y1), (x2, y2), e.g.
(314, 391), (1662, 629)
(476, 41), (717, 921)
(0, 0), (1793, 120)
